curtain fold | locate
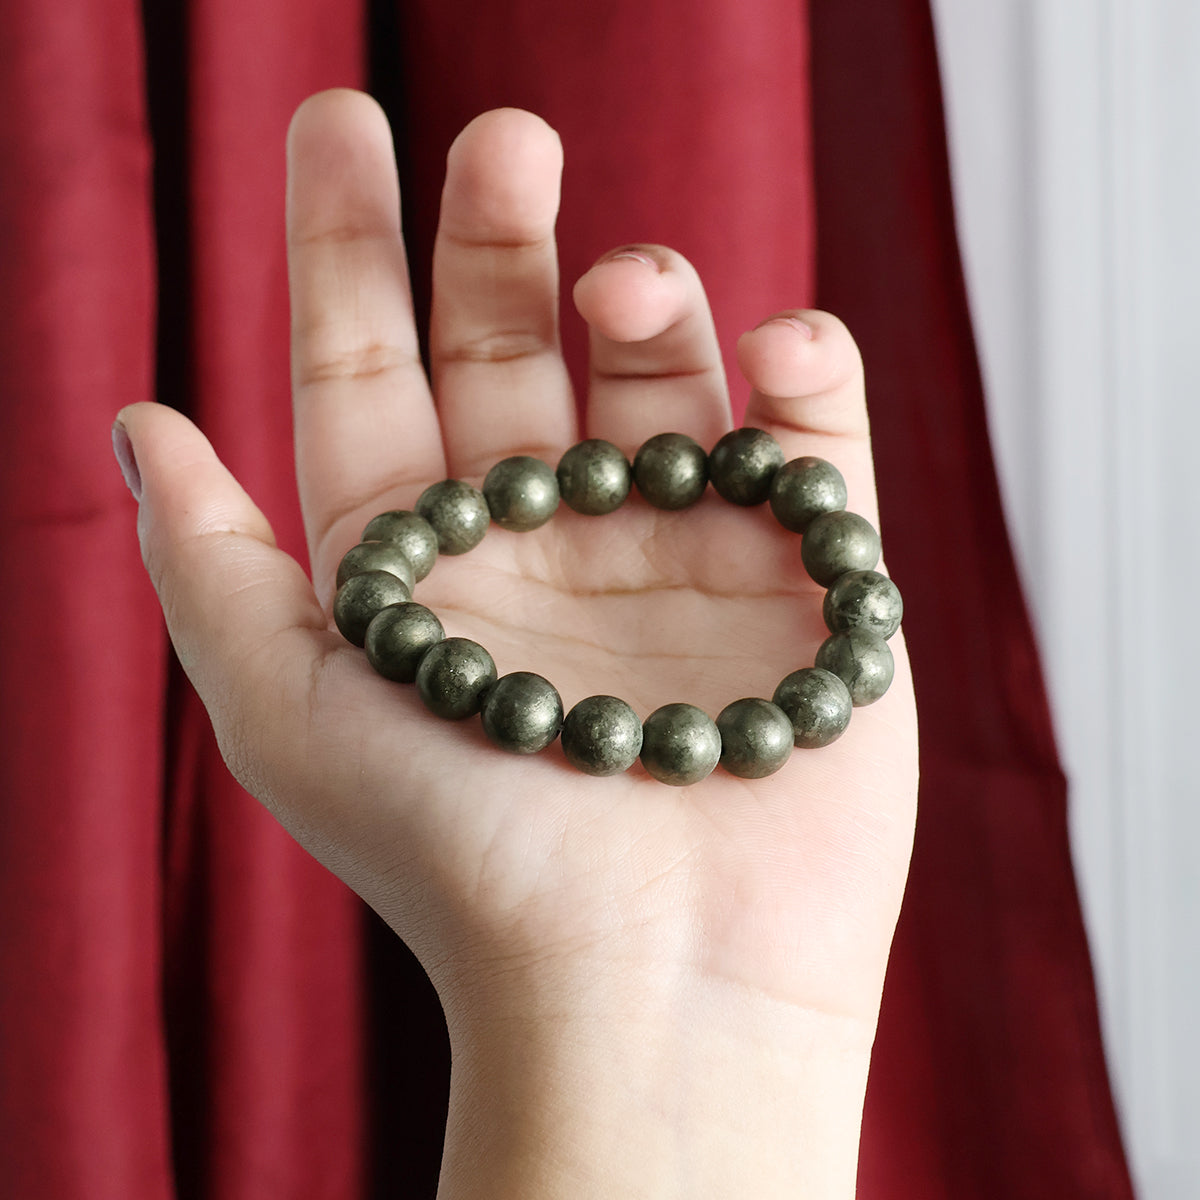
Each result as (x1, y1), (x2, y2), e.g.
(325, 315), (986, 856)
(806, 5), (1132, 1193)
(0, 2), (173, 1196)
(155, 2), (370, 1195)
(0, 1), (1135, 1196)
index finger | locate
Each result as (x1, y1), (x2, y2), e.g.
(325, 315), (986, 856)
(287, 89), (445, 586)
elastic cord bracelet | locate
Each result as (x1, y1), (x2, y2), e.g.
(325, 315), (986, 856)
(332, 428), (902, 786)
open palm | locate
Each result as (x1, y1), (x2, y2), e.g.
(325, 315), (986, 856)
(121, 90), (917, 1048)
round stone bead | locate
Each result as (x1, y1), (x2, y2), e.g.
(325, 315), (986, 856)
(823, 569), (904, 640)
(483, 456), (560, 531)
(707, 428), (785, 506)
(415, 637), (497, 719)
(364, 602), (444, 682)
(336, 540), (416, 591)
(556, 439), (632, 515)
(640, 703), (722, 786)
(633, 433), (709, 510)
(815, 630), (895, 707)
(772, 667), (853, 748)
(415, 480), (490, 555)
(361, 510), (439, 581)
(333, 570), (412, 647)
(715, 697), (794, 778)
(800, 510), (881, 587)
(560, 695), (643, 776)
(481, 671), (564, 754)
(769, 457), (848, 533)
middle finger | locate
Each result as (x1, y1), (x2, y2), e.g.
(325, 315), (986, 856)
(430, 109), (577, 478)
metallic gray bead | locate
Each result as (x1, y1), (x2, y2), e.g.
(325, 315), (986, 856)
(556, 439), (632, 515)
(481, 672), (564, 754)
(707, 428), (785, 507)
(336, 540), (416, 591)
(560, 695), (643, 776)
(364, 602), (445, 682)
(800, 510), (881, 587)
(823, 569), (903, 640)
(361, 510), (439, 580)
(333, 570), (412, 647)
(633, 433), (708, 510)
(415, 637), (497, 719)
(772, 667), (853, 748)
(716, 698), (794, 778)
(769, 457), (848, 533)
(414, 480), (490, 555)
(483, 456), (560, 531)
(640, 703), (722, 786)
(815, 630), (895, 706)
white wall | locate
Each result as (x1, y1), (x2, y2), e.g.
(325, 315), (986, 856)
(931, 1), (1200, 1195)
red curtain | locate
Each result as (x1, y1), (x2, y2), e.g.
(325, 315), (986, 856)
(0, 1), (1135, 1197)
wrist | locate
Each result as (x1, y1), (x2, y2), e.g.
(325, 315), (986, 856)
(435, 958), (875, 1200)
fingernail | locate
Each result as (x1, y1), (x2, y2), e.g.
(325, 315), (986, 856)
(755, 315), (814, 340)
(596, 247), (661, 271)
(111, 419), (142, 501)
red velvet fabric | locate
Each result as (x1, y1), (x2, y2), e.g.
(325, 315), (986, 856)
(0, 3), (169, 1194)
(159, 5), (368, 1192)
(808, 5), (1134, 1195)
(0, 1), (1134, 1196)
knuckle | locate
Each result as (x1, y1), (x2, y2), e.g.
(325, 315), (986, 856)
(293, 325), (419, 389)
(438, 328), (553, 368)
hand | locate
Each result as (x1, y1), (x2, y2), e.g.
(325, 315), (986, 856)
(116, 88), (917, 1199)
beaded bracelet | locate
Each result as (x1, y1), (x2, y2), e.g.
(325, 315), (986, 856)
(332, 428), (902, 786)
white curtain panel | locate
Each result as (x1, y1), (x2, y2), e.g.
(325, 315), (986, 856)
(931, 1), (1200, 1195)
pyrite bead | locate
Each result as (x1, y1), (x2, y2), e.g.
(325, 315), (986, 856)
(481, 671), (564, 754)
(415, 480), (490, 555)
(633, 433), (708, 510)
(334, 570), (412, 647)
(769, 457), (848, 533)
(716, 698), (794, 778)
(707, 428), (785, 506)
(483, 456), (560, 531)
(560, 695), (643, 776)
(800, 510), (881, 587)
(772, 667), (853, 748)
(364, 602), (445, 682)
(555, 439), (632, 515)
(823, 569), (903, 640)
(415, 637), (497, 719)
(361, 510), (439, 581)
(640, 703), (722, 786)
(336, 540), (416, 591)
(815, 629), (894, 707)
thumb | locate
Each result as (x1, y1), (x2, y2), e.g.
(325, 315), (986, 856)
(112, 401), (331, 795)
